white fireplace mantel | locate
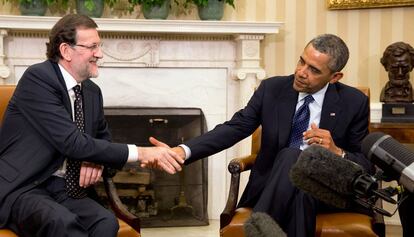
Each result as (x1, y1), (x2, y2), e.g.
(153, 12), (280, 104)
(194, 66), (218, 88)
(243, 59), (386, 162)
(0, 15), (281, 34)
(0, 15), (282, 82)
(0, 15), (283, 219)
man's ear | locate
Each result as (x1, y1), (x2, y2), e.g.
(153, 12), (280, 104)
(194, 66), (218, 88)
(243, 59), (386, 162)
(329, 72), (343, 84)
(60, 43), (72, 62)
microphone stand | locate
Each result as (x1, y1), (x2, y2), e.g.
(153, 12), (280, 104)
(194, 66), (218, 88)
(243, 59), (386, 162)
(353, 196), (393, 217)
(352, 170), (402, 217)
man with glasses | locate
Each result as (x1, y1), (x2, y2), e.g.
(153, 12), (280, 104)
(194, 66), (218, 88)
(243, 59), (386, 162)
(0, 14), (183, 237)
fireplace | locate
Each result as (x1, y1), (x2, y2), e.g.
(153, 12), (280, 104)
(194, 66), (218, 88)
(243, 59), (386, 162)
(97, 107), (208, 227)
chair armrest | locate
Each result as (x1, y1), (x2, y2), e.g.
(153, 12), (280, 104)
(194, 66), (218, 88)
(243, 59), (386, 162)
(228, 154), (257, 174)
(103, 177), (141, 233)
(220, 154), (257, 228)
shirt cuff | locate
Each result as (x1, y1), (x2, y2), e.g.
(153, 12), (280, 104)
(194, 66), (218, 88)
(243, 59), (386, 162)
(178, 144), (191, 160)
(127, 144), (138, 162)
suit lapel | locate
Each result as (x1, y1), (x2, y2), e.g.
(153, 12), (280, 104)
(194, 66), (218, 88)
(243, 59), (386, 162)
(277, 84), (298, 149)
(320, 83), (341, 132)
(50, 61), (72, 117)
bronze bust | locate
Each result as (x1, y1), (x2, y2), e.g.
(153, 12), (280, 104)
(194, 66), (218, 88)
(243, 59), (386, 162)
(380, 42), (414, 103)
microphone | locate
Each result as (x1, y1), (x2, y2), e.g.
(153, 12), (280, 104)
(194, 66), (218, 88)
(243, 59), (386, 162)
(362, 132), (414, 193)
(244, 212), (287, 237)
(290, 145), (367, 208)
(289, 145), (395, 216)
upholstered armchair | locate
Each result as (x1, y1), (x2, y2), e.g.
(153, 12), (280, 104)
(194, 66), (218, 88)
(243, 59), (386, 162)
(220, 87), (386, 237)
(0, 85), (141, 237)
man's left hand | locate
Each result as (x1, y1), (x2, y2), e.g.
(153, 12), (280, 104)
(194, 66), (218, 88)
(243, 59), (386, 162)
(79, 162), (103, 187)
(303, 123), (343, 156)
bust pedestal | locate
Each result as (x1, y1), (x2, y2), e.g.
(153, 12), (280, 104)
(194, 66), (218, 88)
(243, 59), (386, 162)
(381, 103), (414, 123)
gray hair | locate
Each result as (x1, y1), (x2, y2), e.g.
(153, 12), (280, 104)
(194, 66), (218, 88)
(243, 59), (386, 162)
(307, 34), (349, 72)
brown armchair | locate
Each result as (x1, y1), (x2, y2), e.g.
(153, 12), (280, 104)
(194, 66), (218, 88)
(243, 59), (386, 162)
(220, 87), (385, 237)
(0, 85), (141, 237)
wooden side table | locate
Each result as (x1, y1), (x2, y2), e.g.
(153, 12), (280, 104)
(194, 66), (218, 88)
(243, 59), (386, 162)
(370, 122), (414, 144)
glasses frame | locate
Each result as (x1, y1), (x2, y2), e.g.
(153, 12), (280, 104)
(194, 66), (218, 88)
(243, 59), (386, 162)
(71, 42), (103, 52)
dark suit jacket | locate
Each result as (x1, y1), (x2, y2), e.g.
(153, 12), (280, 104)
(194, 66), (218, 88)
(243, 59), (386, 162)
(0, 60), (129, 227)
(184, 75), (372, 207)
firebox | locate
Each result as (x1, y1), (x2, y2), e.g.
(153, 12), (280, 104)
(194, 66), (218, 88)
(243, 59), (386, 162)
(97, 107), (208, 228)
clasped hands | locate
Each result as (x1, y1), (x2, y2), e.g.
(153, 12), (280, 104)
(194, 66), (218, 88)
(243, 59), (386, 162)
(77, 137), (184, 188)
(138, 137), (186, 174)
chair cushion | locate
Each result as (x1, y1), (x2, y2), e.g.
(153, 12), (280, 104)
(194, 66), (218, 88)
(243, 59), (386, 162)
(0, 219), (140, 237)
(220, 208), (253, 237)
(316, 213), (377, 237)
(220, 208), (377, 237)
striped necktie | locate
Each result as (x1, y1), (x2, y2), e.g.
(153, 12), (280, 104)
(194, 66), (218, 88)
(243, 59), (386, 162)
(288, 95), (314, 148)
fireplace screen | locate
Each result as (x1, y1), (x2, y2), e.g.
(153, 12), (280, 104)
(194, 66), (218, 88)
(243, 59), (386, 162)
(97, 107), (208, 227)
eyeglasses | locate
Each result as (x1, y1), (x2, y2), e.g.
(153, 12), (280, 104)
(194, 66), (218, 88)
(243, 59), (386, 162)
(71, 42), (103, 52)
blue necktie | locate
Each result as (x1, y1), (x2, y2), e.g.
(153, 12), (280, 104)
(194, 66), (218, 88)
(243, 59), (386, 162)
(65, 85), (87, 198)
(288, 95), (314, 148)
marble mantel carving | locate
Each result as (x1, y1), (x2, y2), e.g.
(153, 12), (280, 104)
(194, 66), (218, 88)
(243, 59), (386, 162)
(0, 15), (281, 79)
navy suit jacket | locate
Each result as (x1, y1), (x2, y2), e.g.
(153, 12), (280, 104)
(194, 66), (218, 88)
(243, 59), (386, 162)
(0, 60), (129, 227)
(184, 75), (372, 207)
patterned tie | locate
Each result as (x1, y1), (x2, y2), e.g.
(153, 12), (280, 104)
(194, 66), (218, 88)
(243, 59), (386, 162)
(65, 85), (87, 198)
(288, 95), (314, 148)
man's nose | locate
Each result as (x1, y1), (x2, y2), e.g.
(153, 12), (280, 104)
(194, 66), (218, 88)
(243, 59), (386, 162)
(94, 47), (104, 59)
(296, 65), (308, 78)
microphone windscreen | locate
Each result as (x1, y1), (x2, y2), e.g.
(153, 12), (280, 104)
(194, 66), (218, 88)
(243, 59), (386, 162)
(244, 212), (287, 237)
(289, 145), (364, 208)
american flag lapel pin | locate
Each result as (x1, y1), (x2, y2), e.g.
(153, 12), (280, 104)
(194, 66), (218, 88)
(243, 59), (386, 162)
(330, 112), (336, 117)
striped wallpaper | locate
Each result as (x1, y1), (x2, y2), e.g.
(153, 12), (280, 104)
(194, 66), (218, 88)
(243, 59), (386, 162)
(2, 0), (414, 102)
(220, 0), (414, 103)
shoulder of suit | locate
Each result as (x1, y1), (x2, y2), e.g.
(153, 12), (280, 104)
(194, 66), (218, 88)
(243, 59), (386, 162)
(260, 74), (294, 90)
(21, 60), (58, 84)
(332, 82), (367, 100)
(26, 60), (54, 72)
(263, 74), (294, 82)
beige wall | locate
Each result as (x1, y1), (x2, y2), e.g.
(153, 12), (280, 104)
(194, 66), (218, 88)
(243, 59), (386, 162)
(2, 0), (414, 101)
(228, 0), (414, 104)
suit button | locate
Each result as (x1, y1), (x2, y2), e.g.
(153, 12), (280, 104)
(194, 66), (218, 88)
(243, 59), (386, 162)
(34, 181), (39, 185)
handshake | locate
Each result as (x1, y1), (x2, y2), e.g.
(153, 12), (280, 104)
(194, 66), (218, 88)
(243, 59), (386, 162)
(137, 137), (186, 174)
(78, 137), (183, 188)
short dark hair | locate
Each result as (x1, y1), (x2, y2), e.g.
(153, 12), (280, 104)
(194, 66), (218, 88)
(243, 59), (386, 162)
(307, 34), (349, 73)
(46, 14), (98, 62)
(380, 42), (414, 69)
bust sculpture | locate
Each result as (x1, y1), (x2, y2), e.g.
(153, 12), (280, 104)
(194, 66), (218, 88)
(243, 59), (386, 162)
(380, 42), (414, 103)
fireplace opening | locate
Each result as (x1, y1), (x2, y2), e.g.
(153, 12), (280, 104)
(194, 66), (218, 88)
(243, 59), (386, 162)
(96, 107), (208, 227)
